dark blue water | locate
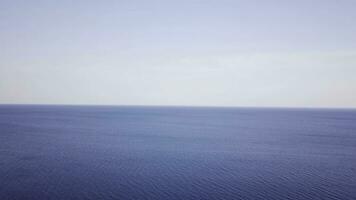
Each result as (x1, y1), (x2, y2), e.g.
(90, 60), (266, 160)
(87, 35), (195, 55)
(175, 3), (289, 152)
(0, 105), (355, 200)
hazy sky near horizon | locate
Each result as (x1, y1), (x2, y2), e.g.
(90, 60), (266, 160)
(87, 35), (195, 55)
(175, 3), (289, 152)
(1, 0), (356, 107)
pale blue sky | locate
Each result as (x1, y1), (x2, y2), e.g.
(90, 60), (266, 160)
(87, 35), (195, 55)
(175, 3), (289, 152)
(1, 0), (356, 107)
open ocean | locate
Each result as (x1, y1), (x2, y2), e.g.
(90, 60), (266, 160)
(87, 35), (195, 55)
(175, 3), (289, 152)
(0, 105), (355, 200)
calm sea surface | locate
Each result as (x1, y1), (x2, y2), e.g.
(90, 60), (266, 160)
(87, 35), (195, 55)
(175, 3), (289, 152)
(0, 105), (355, 200)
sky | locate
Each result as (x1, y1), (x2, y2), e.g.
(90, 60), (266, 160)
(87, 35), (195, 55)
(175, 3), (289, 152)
(1, 0), (356, 108)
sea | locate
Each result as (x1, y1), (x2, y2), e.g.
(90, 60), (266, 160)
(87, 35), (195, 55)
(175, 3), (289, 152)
(0, 105), (355, 200)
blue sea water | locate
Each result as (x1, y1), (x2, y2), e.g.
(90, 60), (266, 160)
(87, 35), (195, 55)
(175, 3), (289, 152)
(0, 105), (355, 200)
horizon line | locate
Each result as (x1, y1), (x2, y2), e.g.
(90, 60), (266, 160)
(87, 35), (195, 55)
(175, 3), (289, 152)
(1, 103), (356, 111)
